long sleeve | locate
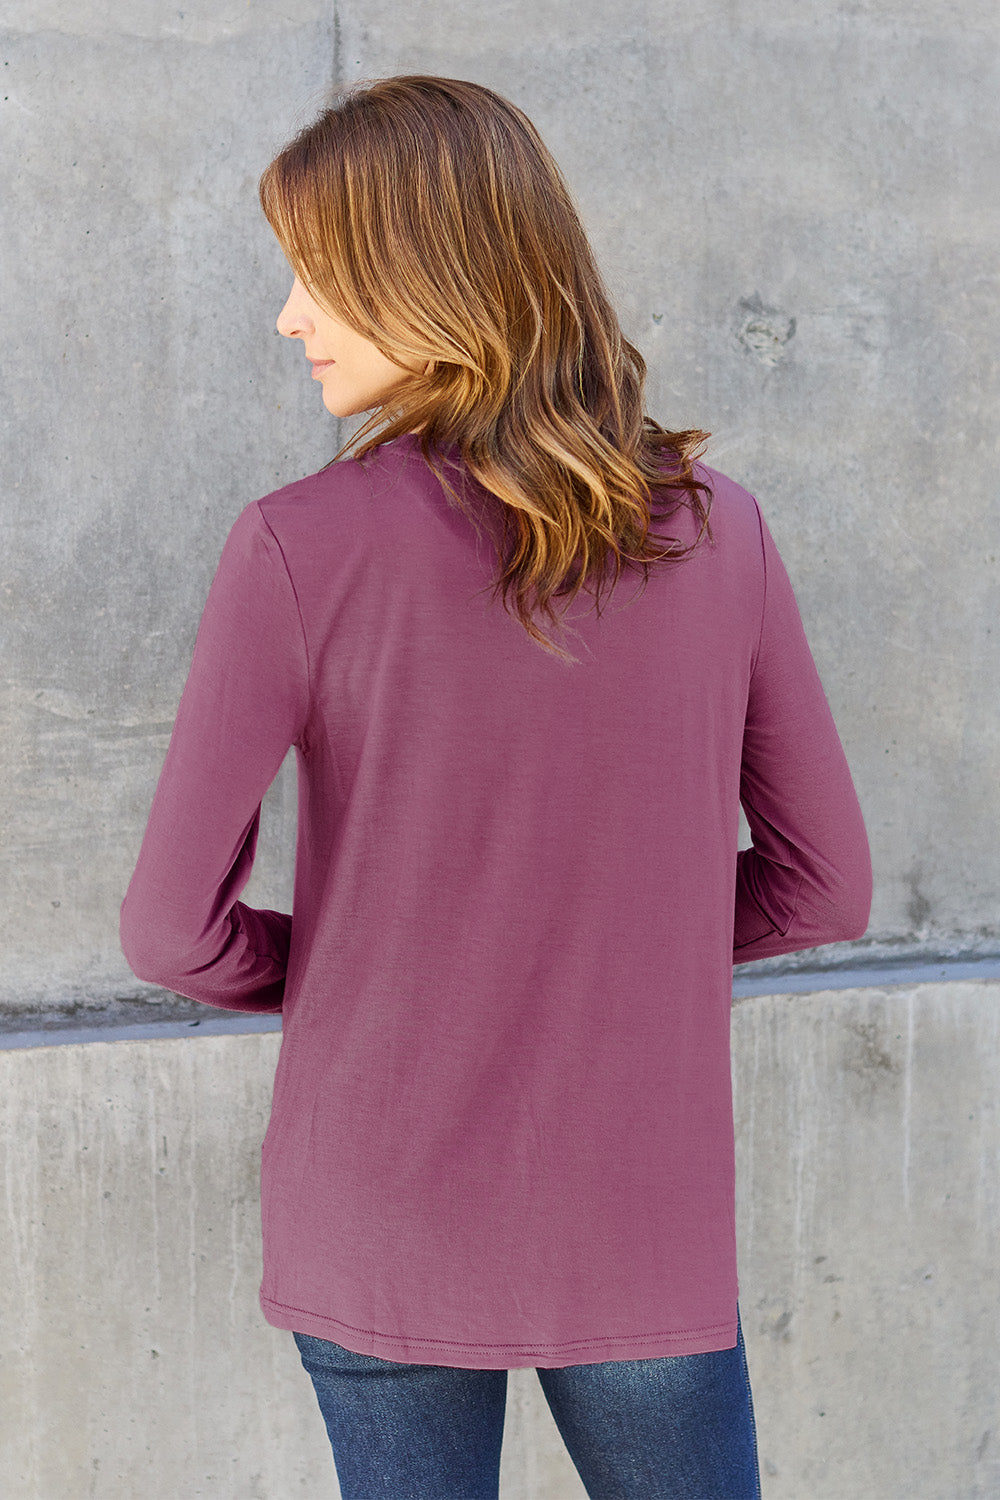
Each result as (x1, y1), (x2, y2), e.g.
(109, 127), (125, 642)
(733, 503), (872, 963)
(120, 502), (310, 1010)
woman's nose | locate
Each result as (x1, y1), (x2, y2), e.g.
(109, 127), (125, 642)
(276, 283), (313, 340)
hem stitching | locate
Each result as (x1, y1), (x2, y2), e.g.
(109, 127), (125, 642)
(262, 1294), (736, 1354)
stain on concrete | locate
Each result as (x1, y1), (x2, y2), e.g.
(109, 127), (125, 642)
(736, 293), (796, 365)
(765, 1307), (794, 1341)
(907, 866), (932, 933)
(845, 1019), (899, 1079)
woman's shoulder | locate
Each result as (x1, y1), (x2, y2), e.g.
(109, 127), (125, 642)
(253, 453), (375, 521)
(686, 458), (767, 553)
(690, 459), (759, 512)
(257, 438), (427, 522)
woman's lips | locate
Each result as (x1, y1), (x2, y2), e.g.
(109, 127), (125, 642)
(310, 360), (334, 378)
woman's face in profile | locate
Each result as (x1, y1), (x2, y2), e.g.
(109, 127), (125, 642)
(276, 274), (426, 418)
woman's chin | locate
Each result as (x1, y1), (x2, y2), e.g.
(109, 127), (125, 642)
(321, 392), (374, 419)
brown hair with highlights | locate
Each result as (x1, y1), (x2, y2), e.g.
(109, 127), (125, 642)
(260, 75), (712, 662)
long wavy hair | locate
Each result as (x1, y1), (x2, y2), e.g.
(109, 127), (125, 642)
(259, 75), (712, 662)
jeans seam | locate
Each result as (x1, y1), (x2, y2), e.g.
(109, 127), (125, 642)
(738, 1314), (763, 1500)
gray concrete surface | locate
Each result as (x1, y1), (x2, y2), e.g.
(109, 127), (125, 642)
(2, 979), (997, 1499)
(2, 0), (999, 1010)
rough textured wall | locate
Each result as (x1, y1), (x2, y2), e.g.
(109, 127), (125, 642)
(3, 2), (336, 1006)
(3, 0), (998, 1008)
(3, 982), (998, 1498)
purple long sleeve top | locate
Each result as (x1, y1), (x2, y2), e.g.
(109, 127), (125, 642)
(120, 435), (872, 1368)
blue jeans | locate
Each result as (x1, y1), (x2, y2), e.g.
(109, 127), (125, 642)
(293, 1309), (761, 1499)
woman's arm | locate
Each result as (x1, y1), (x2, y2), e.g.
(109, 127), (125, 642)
(119, 502), (309, 1011)
(733, 503), (873, 963)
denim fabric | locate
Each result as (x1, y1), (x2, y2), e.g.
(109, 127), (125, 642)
(293, 1308), (761, 1499)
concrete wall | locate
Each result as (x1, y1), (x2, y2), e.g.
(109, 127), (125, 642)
(3, 978), (998, 1499)
(3, 0), (998, 1006)
(3, 1), (998, 1497)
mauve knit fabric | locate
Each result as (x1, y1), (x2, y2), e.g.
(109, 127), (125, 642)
(120, 435), (872, 1368)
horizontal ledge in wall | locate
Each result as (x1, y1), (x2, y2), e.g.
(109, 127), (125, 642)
(0, 1011), (282, 1051)
(2, 958), (999, 1051)
(732, 955), (1000, 998)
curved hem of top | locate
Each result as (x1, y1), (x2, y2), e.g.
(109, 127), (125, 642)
(260, 1292), (738, 1368)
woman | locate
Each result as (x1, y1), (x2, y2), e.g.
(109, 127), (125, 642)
(120, 75), (872, 1500)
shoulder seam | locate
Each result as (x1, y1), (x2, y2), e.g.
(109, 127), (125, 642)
(251, 501), (312, 747)
(748, 494), (768, 683)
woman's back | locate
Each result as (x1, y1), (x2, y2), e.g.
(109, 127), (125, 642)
(120, 434), (870, 1368)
